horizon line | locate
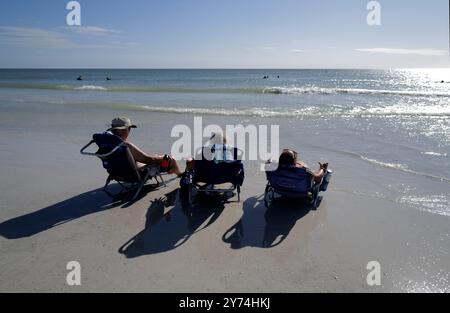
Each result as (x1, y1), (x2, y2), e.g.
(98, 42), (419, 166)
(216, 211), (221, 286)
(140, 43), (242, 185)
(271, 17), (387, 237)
(0, 67), (449, 70)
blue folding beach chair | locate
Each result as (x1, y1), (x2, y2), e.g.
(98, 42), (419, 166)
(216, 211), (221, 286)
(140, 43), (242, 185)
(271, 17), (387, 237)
(80, 133), (166, 201)
(180, 147), (245, 204)
(264, 165), (325, 209)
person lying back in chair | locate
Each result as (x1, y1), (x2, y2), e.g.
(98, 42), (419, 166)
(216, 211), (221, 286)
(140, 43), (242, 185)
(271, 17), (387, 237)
(205, 131), (235, 163)
(108, 117), (183, 176)
(277, 149), (328, 185)
(185, 131), (234, 171)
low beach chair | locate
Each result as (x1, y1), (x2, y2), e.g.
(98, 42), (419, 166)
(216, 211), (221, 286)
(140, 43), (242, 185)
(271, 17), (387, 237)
(80, 133), (166, 201)
(264, 165), (325, 209)
(180, 147), (245, 204)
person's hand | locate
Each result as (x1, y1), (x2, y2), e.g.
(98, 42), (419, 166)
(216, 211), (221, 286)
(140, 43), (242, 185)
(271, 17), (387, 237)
(318, 162), (329, 171)
(161, 155), (171, 170)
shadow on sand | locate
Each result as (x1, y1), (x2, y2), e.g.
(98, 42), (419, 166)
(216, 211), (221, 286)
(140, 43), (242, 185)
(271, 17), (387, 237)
(222, 195), (323, 249)
(0, 183), (160, 239)
(119, 189), (228, 257)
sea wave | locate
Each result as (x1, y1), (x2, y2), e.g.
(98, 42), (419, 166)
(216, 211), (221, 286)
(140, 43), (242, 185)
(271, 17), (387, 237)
(314, 145), (450, 183)
(137, 105), (450, 118)
(421, 151), (448, 157)
(73, 85), (108, 91)
(262, 86), (450, 97)
(0, 83), (260, 94)
(4, 95), (450, 118)
(140, 106), (298, 117)
(359, 156), (450, 183)
(1, 82), (449, 97)
(360, 156), (409, 171)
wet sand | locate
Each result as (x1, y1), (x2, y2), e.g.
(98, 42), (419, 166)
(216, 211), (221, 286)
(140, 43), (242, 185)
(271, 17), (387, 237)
(0, 106), (449, 292)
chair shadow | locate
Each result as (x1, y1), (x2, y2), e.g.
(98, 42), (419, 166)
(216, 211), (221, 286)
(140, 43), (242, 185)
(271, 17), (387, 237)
(118, 189), (227, 258)
(0, 182), (162, 240)
(0, 185), (131, 239)
(222, 195), (321, 249)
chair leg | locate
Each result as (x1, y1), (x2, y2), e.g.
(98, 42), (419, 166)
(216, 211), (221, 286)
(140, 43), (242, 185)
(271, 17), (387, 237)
(311, 189), (319, 209)
(264, 185), (271, 208)
(103, 176), (112, 190)
(188, 184), (194, 206)
(159, 174), (166, 187)
(103, 176), (114, 197)
(131, 182), (145, 201)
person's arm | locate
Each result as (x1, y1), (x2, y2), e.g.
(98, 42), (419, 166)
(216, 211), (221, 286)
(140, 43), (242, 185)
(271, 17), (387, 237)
(312, 162), (328, 184)
(307, 168), (324, 183)
(126, 142), (162, 164)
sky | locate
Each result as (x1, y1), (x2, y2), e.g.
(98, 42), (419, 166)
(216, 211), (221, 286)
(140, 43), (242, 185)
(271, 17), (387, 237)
(0, 0), (448, 68)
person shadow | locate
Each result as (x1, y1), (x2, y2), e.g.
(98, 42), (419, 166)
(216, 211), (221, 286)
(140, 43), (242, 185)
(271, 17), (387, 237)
(118, 189), (227, 258)
(222, 195), (321, 249)
(0, 183), (159, 239)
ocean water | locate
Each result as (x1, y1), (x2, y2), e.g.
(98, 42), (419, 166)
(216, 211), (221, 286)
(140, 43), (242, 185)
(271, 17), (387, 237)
(0, 68), (449, 215)
(1, 68), (449, 117)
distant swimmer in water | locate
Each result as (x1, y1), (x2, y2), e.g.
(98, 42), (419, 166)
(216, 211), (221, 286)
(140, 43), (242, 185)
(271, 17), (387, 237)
(263, 75), (268, 79)
(441, 80), (445, 83)
(77, 75), (83, 81)
(106, 77), (112, 81)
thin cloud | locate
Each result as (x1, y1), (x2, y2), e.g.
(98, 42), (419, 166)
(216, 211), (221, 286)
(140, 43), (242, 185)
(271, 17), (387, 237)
(290, 49), (304, 53)
(0, 26), (75, 49)
(355, 48), (447, 56)
(0, 26), (133, 49)
(262, 47), (274, 50)
(58, 26), (121, 36)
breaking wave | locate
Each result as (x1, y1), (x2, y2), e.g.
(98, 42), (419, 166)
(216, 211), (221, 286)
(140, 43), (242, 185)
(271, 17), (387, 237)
(1, 82), (449, 97)
(359, 156), (450, 183)
(74, 85), (108, 91)
(262, 86), (450, 97)
(137, 105), (450, 118)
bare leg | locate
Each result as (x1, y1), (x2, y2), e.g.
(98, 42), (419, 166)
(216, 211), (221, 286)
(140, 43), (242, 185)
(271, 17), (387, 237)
(136, 162), (147, 170)
(169, 157), (182, 176)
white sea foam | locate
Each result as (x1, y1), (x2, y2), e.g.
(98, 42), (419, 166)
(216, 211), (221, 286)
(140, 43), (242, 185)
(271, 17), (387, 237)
(361, 104), (450, 117)
(2, 81), (450, 98)
(360, 156), (409, 171)
(140, 105), (304, 117)
(421, 152), (448, 157)
(262, 86), (450, 97)
(138, 104), (450, 118)
(74, 85), (108, 91)
(360, 156), (450, 183)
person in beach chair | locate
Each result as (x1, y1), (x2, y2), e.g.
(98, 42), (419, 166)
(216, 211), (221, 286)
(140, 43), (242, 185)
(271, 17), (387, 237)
(81, 117), (182, 201)
(180, 131), (245, 204)
(264, 149), (332, 209)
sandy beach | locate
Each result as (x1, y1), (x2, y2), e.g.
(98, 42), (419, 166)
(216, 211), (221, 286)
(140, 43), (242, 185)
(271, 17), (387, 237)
(0, 99), (449, 293)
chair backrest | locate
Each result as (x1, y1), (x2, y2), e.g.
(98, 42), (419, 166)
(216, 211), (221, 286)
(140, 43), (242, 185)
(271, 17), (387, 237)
(266, 166), (313, 195)
(193, 147), (244, 185)
(92, 133), (141, 183)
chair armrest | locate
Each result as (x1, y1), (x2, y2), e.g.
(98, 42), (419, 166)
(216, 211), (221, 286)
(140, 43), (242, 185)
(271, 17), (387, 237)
(80, 140), (96, 156)
(80, 141), (126, 158)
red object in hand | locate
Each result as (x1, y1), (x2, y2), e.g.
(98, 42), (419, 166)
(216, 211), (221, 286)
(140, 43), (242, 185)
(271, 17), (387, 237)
(161, 155), (171, 169)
